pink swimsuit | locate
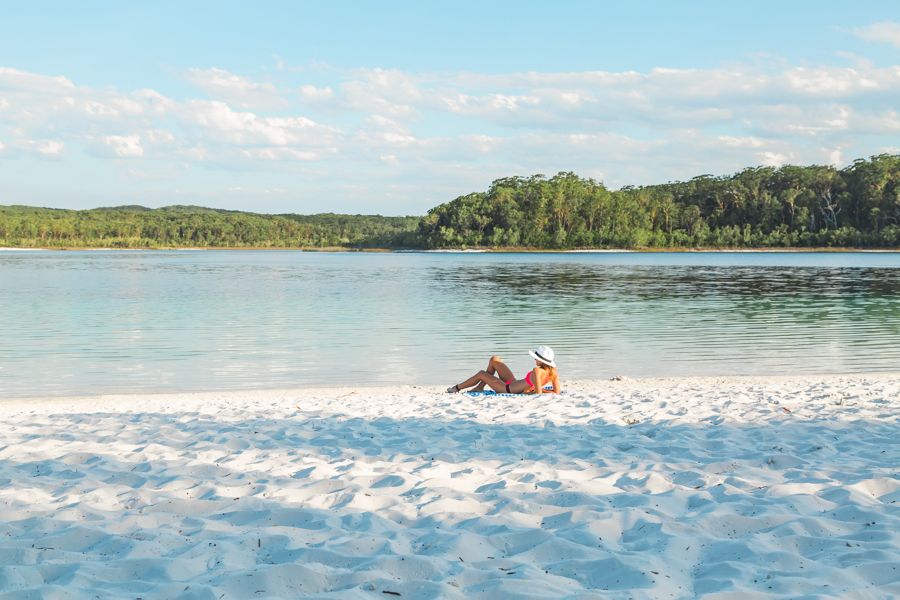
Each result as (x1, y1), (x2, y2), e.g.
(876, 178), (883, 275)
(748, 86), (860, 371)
(505, 371), (537, 393)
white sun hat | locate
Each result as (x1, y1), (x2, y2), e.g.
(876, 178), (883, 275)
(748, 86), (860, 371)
(528, 345), (557, 368)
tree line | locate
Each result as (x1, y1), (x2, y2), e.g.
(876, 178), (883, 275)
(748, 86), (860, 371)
(1, 154), (898, 249)
(0, 205), (420, 248)
(418, 154), (900, 249)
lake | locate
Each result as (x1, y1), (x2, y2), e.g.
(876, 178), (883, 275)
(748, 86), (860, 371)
(1, 250), (899, 397)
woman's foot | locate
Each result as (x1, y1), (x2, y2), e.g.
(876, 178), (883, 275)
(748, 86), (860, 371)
(446, 384), (461, 393)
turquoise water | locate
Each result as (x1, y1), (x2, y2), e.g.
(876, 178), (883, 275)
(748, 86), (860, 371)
(1, 250), (899, 397)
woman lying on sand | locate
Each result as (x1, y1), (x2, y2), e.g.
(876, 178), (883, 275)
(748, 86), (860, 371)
(447, 345), (561, 394)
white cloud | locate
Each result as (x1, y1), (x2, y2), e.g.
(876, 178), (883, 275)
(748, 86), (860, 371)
(758, 151), (791, 167)
(467, 134), (499, 154)
(145, 129), (176, 144)
(853, 21), (900, 48)
(133, 89), (175, 114)
(105, 134), (143, 157)
(865, 110), (900, 132)
(239, 147), (319, 161)
(442, 92), (542, 117)
(719, 136), (765, 148)
(19, 139), (65, 157)
(340, 68), (422, 117)
(379, 131), (416, 145)
(183, 100), (339, 150)
(39, 140), (64, 156)
(322, 63), (900, 137)
(450, 64), (900, 104)
(783, 67), (884, 95)
(298, 85), (334, 102)
(1, 57), (899, 211)
(0, 67), (75, 94)
(750, 104), (856, 137)
(827, 147), (844, 166)
(184, 67), (287, 110)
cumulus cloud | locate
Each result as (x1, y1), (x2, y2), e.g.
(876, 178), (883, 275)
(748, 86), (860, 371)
(781, 66), (885, 95)
(38, 140), (64, 156)
(298, 84), (334, 102)
(105, 134), (143, 157)
(0, 67), (75, 94)
(853, 21), (900, 48)
(184, 67), (287, 110)
(340, 68), (422, 117)
(718, 136), (765, 149)
(1, 56), (899, 211)
(18, 138), (65, 157)
(182, 100), (340, 149)
(316, 63), (900, 138)
(239, 147), (320, 161)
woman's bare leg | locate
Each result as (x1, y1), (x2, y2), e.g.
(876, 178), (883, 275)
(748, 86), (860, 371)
(452, 370), (508, 393)
(472, 355), (515, 391)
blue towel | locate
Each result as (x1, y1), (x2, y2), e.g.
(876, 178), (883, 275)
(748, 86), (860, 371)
(465, 386), (553, 397)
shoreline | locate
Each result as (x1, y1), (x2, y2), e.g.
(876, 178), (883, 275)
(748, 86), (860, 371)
(4, 371), (899, 406)
(3, 245), (900, 253)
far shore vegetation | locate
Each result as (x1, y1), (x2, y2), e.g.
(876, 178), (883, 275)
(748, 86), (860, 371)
(2, 154), (898, 250)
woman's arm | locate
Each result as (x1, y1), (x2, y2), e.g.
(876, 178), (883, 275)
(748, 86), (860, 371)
(550, 371), (560, 393)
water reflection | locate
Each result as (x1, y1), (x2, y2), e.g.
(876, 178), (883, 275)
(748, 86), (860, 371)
(1, 251), (899, 397)
(429, 263), (900, 300)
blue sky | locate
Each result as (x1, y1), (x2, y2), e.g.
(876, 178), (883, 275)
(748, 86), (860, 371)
(1, 1), (898, 214)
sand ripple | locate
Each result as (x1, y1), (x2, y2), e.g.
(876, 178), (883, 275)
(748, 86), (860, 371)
(0, 374), (898, 598)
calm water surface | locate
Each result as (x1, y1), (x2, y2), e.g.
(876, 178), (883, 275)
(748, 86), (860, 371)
(2, 250), (899, 397)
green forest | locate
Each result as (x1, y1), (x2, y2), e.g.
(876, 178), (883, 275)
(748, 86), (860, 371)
(2, 154), (898, 249)
(0, 205), (421, 249)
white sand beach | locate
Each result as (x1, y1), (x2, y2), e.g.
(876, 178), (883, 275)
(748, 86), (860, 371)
(1, 375), (898, 599)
